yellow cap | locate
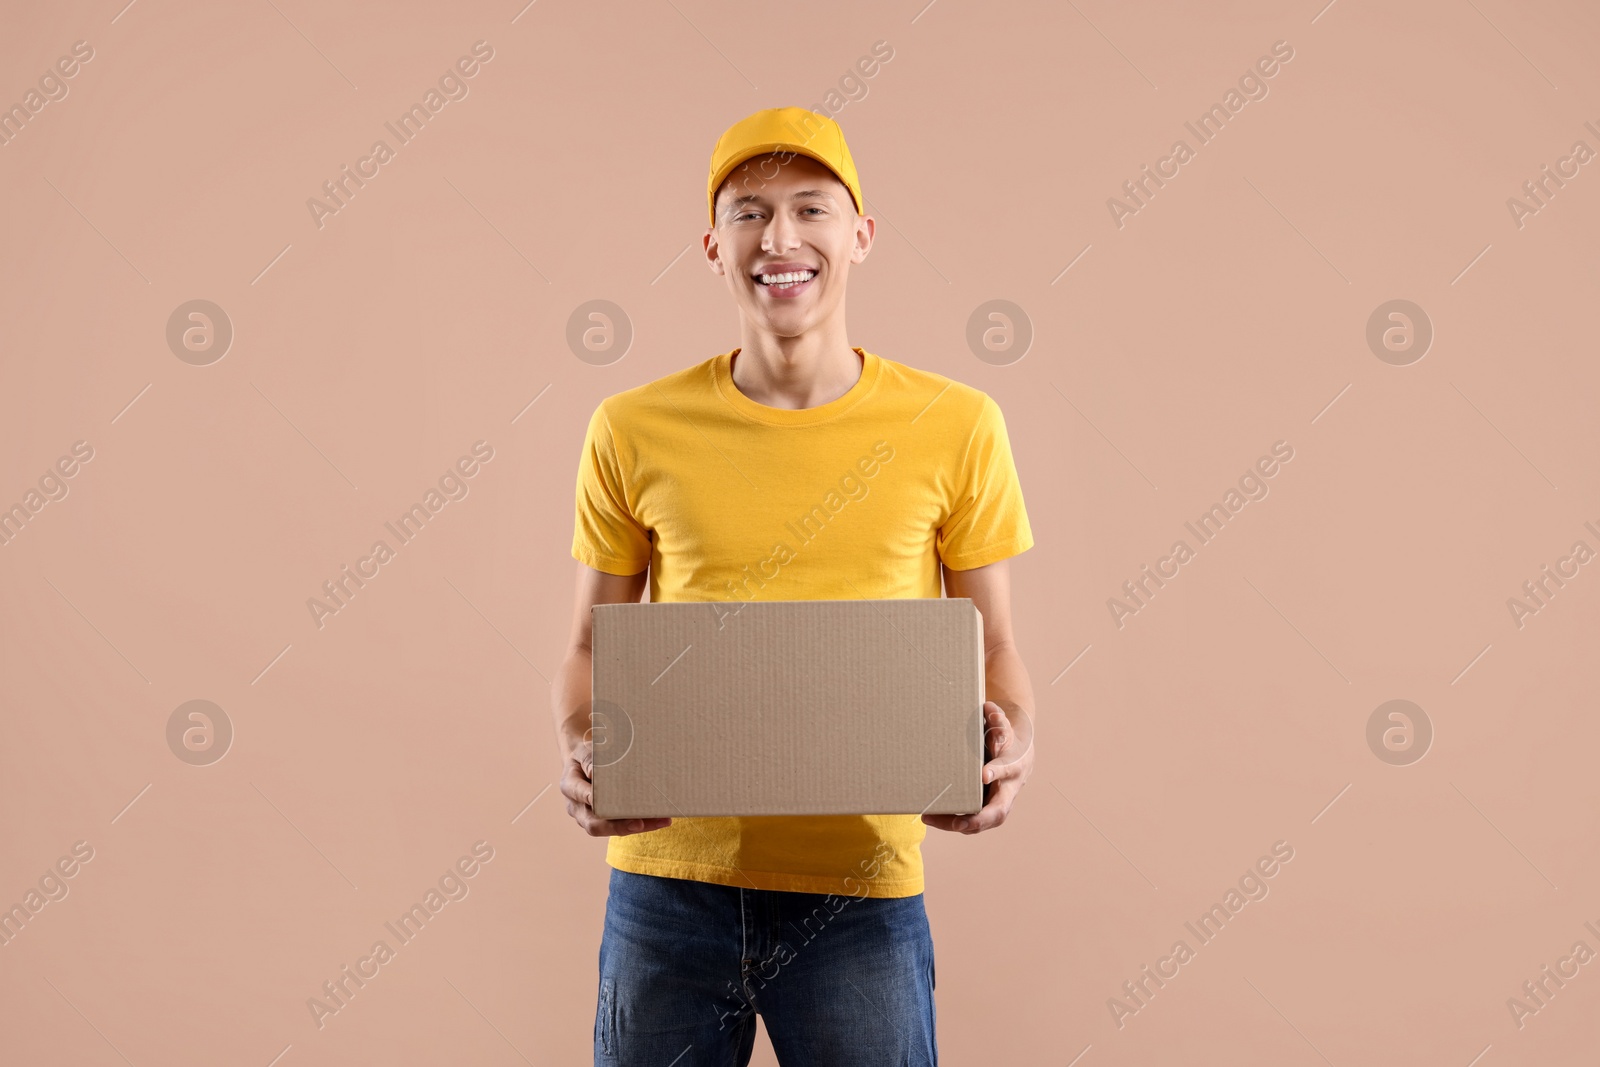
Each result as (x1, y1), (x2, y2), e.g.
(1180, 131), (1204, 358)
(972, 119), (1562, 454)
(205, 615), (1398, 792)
(706, 107), (864, 227)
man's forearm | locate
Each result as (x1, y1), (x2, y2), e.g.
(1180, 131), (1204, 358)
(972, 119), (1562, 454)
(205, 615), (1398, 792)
(985, 642), (1036, 735)
(552, 647), (594, 763)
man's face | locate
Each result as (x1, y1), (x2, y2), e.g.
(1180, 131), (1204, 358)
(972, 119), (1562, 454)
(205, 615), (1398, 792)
(705, 153), (872, 338)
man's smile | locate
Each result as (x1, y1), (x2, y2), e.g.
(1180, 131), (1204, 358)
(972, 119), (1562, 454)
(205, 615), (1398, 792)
(752, 263), (818, 296)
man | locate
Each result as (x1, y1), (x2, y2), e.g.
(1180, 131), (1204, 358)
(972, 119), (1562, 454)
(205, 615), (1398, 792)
(556, 106), (1037, 1066)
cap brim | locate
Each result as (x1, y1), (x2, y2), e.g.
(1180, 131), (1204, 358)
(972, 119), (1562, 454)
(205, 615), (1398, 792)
(709, 143), (862, 223)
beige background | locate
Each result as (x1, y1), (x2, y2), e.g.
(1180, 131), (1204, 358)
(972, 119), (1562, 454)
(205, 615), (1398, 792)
(3, 0), (1598, 1063)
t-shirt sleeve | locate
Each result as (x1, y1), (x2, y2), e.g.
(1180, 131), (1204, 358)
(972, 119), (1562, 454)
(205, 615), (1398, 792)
(572, 402), (652, 576)
(937, 394), (1035, 571)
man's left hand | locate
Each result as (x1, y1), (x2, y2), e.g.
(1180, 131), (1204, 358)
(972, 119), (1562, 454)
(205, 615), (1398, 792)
(922, 700), (1033, 835)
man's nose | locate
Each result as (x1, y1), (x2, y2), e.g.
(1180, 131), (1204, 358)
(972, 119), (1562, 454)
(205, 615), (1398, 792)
(761, 212), (800, 253)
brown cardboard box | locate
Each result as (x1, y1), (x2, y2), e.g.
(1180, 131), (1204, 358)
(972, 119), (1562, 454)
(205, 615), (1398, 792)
(590, 598), (987, 818)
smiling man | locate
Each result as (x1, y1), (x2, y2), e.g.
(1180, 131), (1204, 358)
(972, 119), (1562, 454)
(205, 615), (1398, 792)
(556, 106), (1037, 1066)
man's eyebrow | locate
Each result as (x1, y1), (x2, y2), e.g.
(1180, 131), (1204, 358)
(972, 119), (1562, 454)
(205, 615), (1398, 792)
(724, 189), (839, 212)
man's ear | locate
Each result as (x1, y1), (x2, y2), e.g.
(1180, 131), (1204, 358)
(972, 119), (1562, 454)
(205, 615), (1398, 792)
(851, 214), (875, 264)
(704, 227), (727, 276)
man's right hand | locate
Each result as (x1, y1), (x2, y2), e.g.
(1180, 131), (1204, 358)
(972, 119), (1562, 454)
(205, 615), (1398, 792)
(560, 737), (674, 837)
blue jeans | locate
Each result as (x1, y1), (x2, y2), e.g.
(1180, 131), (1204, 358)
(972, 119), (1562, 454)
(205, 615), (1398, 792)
(595, 867), (937, 1066)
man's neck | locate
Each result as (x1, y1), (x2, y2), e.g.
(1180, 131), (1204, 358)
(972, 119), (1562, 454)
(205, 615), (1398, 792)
(730, 325), (861, 411)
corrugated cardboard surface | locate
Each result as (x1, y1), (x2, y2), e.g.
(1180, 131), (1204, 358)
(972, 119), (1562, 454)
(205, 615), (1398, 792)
(590, 598), (986, 818)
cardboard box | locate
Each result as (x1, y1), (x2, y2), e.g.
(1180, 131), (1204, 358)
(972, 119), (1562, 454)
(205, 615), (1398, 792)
(590, 598), (987, 818)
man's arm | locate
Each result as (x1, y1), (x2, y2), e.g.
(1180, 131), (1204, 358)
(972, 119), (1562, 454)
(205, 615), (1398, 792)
(552, 560), (672, 836)
(924, 557), (1036, 835)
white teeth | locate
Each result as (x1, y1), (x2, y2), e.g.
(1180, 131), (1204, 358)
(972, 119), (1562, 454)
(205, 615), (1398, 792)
(758, 270), (816, 287)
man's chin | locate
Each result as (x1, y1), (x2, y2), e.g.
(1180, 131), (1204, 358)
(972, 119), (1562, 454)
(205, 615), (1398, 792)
(747, 307), (815, 337)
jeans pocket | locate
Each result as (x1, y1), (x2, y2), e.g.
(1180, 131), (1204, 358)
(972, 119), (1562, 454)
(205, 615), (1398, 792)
(597, 976), (616, 1058)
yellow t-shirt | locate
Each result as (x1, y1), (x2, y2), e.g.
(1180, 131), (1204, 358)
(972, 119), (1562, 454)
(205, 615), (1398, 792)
(570, 346), (1033, 898)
